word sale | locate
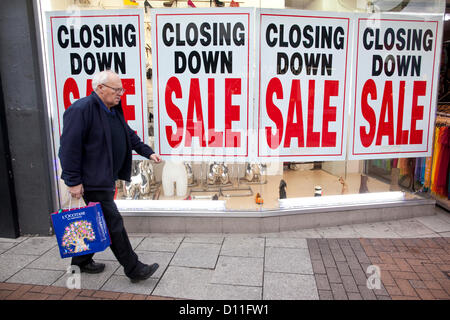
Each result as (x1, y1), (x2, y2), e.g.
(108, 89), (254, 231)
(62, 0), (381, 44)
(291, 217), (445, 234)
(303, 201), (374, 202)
(164, 77), (242, 148)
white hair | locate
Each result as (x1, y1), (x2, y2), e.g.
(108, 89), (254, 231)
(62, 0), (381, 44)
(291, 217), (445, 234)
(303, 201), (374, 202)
(92, 70), (117, 91)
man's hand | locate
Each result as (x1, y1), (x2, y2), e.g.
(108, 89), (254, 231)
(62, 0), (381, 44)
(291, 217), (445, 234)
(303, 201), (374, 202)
(150, 153), (162, 163)
(69, 184), (84, 199)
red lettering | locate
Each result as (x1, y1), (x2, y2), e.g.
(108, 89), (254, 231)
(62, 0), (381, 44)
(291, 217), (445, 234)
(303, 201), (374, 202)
(360, 79), (377, 147)
(306, 80), (319, 147)
(185, 78), (206, 147)
(284, 79), (304, 148)
(207, 79), (223, 147)
(63, 77), (80, 110)
(322, 80), (338, 147)
(120, 79), (136, 123)
(225, 78), (241, 148)
(375, 81), (394, 146)
(165, 77), (184, 148)
(265, 78), (284, 149)
(410, 81), (426, 144)
(86, 79), (94, 96)
(396, 81), (409, 145)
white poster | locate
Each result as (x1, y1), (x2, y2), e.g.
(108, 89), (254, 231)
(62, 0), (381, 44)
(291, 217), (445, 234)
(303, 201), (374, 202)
(349, 13), (443, 160)
(46, 9), (148, 158)
(152, 8), (255, 162)
(256, 9), (353, 162)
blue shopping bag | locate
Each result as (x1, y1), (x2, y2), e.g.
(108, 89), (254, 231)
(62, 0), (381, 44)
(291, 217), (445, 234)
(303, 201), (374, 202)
(51, 201), (111, 259)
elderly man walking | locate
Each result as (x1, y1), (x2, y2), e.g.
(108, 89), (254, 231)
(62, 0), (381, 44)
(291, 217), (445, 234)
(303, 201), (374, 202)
(59, 70), (161, 283)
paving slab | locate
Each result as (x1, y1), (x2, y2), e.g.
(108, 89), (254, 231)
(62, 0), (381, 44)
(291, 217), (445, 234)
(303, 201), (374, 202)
(52, 261), (120, 290)
(5, 237), (56, 256)
(94, 237), (144, 261)
(206, 284), (262, 300)
(414, 216), (450, 233)
(316, 225), (361, 238)
(263, 272), (319, 300)
(220, 237), (265, 258)
(0, 237), (29, 243)
(264, 247), (313, 274)
(351, 222), (401, 238)
(134, 236), (183, 252)
(411, 233), (441, 238)
(435, 211), (450, 224)
(273, 229), (322, 239)
(183, 236), (224, 245)
(6, 268), (64, 286)
(101, 275), (158, 295)
(385, 219), (436, 237)
(26, 246), (70, 271)
(265, 238), (308, 249)
(0, 242), (18, 254)
(153, 266), (213, 300)
(211, 256), (263, 287)
(170, 242), (221, 269)
(115, 251), (174, 279)
(0, 253), (39, 282)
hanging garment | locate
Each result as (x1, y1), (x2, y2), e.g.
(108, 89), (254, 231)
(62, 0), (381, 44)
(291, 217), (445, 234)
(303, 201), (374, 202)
(436, 127), (449, 196)
(414, 157), (422, 183)
(398, 158), (408, 176)
(392, 158), (398, 168)
(431, 127), (441, 192)
(424, 156), (432, 188)
(448, 161), (450, 199)
(420, 157), (426, 185)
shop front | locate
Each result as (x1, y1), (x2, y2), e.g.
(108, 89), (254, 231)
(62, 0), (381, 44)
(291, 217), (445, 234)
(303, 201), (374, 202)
(26, 0), (448, 234)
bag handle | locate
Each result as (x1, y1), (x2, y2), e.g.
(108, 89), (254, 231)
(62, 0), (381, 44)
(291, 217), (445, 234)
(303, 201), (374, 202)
(68, 194), (82, 210)
(57, 193), (82, 214)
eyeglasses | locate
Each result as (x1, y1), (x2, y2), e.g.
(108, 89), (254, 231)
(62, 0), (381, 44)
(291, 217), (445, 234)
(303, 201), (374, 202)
(102, 84), (126, 94)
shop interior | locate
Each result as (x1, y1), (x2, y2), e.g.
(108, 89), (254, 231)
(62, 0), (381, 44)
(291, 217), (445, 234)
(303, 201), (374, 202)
(43, 0), (449, 211)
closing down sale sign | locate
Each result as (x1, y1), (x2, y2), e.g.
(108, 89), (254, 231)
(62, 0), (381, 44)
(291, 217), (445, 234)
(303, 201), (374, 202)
(46, 9), (148, 158)
(256, 10), (353, 161)
(152, 8), (254, 161)
(350, 14), (443, 160)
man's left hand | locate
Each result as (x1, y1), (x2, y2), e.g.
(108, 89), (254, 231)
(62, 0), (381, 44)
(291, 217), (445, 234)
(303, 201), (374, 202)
(150, 153), (162, 163)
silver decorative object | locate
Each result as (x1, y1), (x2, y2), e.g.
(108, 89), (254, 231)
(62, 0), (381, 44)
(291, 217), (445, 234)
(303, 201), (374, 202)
(140, 161), (155, 198)
(121, 160), (159, 200)
(207, 162), (230, 185)
(242, 162), (267, 184)
(185, 162), (196, 186)
(124, 179), (140, 200)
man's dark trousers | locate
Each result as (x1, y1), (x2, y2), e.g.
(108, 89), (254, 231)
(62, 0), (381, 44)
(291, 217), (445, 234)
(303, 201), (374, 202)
(71, 190), (139, 277)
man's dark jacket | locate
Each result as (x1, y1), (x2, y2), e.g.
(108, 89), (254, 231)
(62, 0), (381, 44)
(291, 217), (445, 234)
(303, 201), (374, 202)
(59, 92), (154, 191)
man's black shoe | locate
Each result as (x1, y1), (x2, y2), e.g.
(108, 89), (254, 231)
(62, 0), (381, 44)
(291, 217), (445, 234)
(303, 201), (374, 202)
(130, 263), (159, 283)
(77, 261), (106, 274)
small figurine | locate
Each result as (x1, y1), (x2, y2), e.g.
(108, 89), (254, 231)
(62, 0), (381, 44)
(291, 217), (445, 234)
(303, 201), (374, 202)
(255, 192), (264, 204)
(314, 186), (322, 197)
(338, 176), (348, 195)
(279, 179), (287, 199)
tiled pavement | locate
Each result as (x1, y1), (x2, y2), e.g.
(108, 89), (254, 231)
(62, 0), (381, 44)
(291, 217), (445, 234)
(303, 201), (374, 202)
(1, 207), (450, 301)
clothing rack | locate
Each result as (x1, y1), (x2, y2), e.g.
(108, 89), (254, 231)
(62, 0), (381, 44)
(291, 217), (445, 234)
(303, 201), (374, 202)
(430, 109), (450, 210)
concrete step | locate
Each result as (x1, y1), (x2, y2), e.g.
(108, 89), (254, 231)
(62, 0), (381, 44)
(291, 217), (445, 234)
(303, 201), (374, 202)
(122, 199), (436, 233)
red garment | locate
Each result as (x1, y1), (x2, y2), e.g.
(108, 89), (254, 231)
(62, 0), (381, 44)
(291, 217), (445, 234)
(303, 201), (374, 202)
(436, 127), (449, 196)
(392, 158), (398, 168)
